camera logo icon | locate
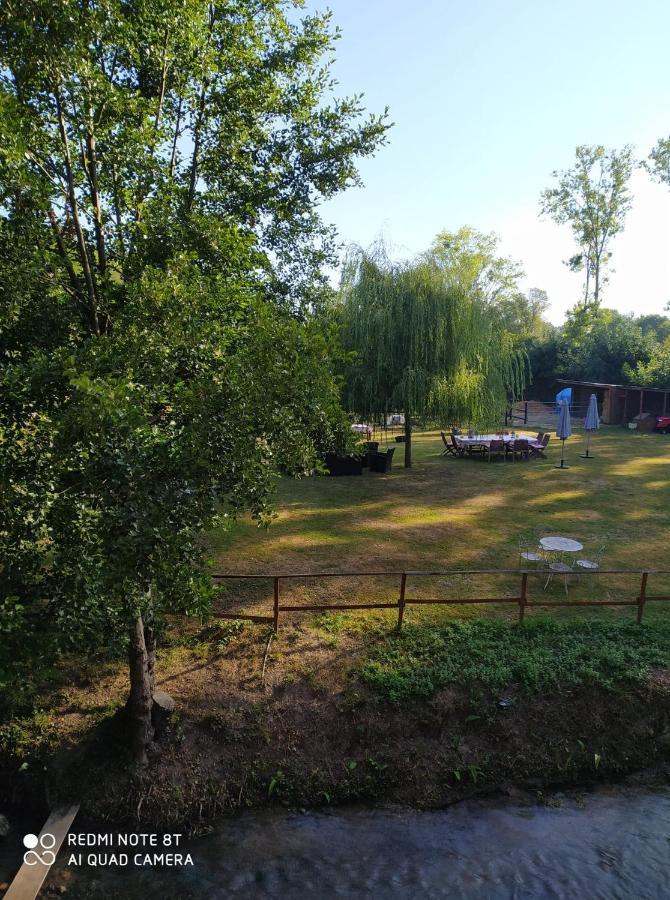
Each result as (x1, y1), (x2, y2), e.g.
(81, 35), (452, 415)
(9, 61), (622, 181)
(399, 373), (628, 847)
(23, 832), (56, 866)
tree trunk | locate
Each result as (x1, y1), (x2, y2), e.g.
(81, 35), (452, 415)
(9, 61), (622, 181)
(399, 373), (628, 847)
(127, 613), (155, 769)
(53, 87), (101, 336)
(145, 616), (156, 696)
(404, 413), (412, 468)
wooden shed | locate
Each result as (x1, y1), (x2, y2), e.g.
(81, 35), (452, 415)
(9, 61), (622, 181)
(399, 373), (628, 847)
(557, 380), (670, 425)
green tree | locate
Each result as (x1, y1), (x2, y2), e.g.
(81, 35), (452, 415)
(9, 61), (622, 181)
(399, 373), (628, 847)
(644, 137), (670, 187)
(636, 313), (670, 345)
(628, 338), (670, 388)
(0, 0), (387, 766)
(540, 145), (634, 310)
(336, 243), (526, 468)
(429, 228), (551, 340)
(526, 326), (561, 399)
(558, 308), (654, 385)
(430, 226), (524, 306)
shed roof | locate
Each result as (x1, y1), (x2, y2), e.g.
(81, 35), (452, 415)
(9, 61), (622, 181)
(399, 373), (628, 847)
(558, 379), (670, 394)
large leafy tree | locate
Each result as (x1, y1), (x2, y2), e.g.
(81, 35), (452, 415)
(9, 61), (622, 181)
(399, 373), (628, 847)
(430, 227), (550, 341)
(430, 226), (524, 307)
(336, 244), (526, 468)
(628, 337), (670, 388)
(549, 307), (655, 386)
(645, 137), (670, 188)
(0, 0), (388, 767)
(540, 145), (633, 311)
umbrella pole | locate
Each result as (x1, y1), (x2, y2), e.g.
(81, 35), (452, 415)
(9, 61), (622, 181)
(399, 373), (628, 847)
(580, 432), (592, 459)
(555, 437), (570, 469)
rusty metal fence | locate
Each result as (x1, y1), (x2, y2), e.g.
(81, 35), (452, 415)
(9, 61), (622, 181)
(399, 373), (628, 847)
(211, 568), (670, 633)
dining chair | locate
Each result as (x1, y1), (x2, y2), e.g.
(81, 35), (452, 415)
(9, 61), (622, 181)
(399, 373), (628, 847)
(518, 535), (543, 568)
(449, 433), (465, 457)
(575, 545), (605, 570)
(544, 558), (573, 594)
(507, 438), (530, 462)
(487, 439), (505, 462)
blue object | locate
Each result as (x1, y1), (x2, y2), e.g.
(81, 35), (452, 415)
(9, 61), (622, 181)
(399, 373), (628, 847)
(581, 393), (600, 458)
(584, 394), (600, 431)
(556, 399), (572, 440)
(555, 399), (572, 469)
(554, 387), (572, 413)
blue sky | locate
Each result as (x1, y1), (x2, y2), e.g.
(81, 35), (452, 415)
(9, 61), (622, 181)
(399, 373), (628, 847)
(304, 0), (670, 322)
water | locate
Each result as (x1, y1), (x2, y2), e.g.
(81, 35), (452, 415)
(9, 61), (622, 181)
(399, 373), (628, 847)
(2, 787), (670, 898)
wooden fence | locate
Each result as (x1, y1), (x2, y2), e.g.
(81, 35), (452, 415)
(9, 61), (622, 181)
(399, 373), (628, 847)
(211, 568), (670, 633)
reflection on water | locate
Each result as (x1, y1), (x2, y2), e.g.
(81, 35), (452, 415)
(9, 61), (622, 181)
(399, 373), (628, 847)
(3, 787), (670, 899)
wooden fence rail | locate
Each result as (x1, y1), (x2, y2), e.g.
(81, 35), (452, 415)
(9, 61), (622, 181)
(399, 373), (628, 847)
(211, 568), (670, 634)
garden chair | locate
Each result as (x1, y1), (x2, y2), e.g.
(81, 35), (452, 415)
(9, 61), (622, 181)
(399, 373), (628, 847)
(449, 433), (465, 457)
(544, 558), (573, 595)
(487, 439), (505, 462)
(530, 433), (551, 458)
(441, 431), (458, 457)
(575, 545), (605, 572)
(370, 447), (395, 473)
(506, 438), (530, 462)
(518, 534), (543, 568)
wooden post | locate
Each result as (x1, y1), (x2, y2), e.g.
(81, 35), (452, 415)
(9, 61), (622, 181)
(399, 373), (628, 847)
(273, 576), (280, 634)
(637, 572), (648, 624)
(397, 572), (407, 632)
(524, 401), (528, 424)
(518, 572), (528, 623)
(623, 389), (628, 425)
(5, 804), (79, 900)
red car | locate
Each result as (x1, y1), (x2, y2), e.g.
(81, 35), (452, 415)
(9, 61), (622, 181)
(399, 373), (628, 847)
(655, 416), (670, 434)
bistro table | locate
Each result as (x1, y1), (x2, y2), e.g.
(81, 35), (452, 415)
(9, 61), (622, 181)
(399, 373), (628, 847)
(539, 536), (583, 553)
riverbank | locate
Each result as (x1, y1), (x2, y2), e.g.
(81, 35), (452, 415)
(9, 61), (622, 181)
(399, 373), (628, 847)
(2, 617), (670, 834)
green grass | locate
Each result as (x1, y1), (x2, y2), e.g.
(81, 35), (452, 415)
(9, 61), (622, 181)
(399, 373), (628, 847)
(358, 617), (670, 702)
(211, 425), (670, 622)
(207, 425), (670, 700)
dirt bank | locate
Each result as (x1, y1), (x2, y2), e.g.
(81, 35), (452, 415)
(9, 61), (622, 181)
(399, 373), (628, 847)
(3, 622), (669, 833)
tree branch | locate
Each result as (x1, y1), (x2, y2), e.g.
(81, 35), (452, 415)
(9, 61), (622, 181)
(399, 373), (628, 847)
(84, 128), (107, 277)
(54, 86), (101, 336)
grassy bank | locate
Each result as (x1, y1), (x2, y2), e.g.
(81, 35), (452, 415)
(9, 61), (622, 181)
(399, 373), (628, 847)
(3, 611), (670, 834)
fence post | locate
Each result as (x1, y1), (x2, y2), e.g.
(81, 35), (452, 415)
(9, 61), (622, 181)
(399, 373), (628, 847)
(273, 576), (280, 633)
(518, 571), (528, 623)
(636, 572), (648, 624)
(397, 573), (407, 632)
(524, 401), (528, 424)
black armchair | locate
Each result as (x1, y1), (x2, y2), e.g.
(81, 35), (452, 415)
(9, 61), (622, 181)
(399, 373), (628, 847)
(370, 447), (395, 473)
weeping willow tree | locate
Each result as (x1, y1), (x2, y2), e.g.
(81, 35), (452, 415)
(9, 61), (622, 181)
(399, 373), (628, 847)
(337, 244), (526, 467)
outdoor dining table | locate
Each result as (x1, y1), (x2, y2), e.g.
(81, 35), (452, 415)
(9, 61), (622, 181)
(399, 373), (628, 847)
(457, 434), (541, 450)
(539, 536), (583, 553)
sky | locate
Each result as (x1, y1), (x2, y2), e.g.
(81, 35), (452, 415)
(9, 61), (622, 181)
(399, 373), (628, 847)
(303, 0), (670, 324)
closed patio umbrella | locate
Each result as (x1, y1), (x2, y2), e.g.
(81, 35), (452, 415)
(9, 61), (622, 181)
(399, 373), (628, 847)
(581, 393), (600, 459)
(555, 398), (572, 469)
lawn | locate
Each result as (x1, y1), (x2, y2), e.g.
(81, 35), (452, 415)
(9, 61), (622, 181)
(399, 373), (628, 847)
(210, 424), (670, 628)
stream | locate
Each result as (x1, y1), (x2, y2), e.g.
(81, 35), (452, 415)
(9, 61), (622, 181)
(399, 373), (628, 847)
(2, 785), (670, 898)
